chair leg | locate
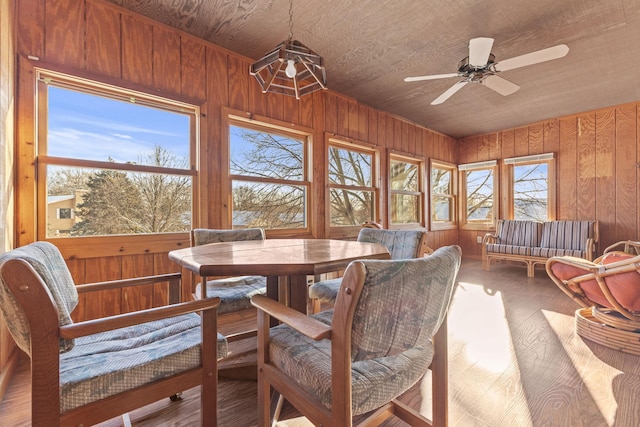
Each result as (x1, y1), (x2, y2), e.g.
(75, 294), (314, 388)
(271, 392), (284, 427)
(122, 413), (132, 427)
(311, 297), (322, 314)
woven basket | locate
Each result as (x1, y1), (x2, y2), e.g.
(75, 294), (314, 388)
(575, 307), (640, 356)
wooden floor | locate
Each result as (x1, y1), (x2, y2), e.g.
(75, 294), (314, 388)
(2, 259), (640, 426)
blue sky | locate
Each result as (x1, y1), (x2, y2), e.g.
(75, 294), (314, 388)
(47, 86), (190, 164)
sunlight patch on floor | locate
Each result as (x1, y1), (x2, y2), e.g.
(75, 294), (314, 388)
(440, 279), (536, 426)
(542, 309), (619, 425)
(450, 281), (514, 373)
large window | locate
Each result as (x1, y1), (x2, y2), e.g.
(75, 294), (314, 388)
(327, 139), (378, 227)
(505, 153), (555, 221)
(228, 118), (310, 231)
(459, 160), (498, 230)
(389, 153), (424, 226)
(37, 71), (197, 239)
(430, 160), (457, 229)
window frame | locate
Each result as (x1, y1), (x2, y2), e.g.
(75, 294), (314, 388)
(388, 151), (425, 229)
(223, 112), (313, 236)
(35, 69), (199, 244)
(57, 208), (73, 220)
(458, 160), (498, 231)
(503, 153), (556, 221)
(429, 159), (457, 230)
(326, 136), (380, 238)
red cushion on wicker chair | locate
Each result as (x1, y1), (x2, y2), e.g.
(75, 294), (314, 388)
(601, 253), (640, 313)
(550, 253), (640, 312)
(550, 260), (609, 307)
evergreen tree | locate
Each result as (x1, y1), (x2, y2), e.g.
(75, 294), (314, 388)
(71, 170), (143, 235)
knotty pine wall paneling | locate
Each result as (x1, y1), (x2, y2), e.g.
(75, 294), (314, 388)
(458, 103), (640, 259)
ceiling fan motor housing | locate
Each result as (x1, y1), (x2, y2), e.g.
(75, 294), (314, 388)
(457, 54), (496, 82)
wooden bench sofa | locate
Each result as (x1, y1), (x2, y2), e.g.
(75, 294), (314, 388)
(482, 219), (599, 277)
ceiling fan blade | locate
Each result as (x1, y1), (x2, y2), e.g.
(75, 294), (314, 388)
(431, 81), (468, 105)
(494, 44), (569, 72)
(404, 73), (459, 82)
(469, 37), (494, 67)
(482, 75), (520, 96)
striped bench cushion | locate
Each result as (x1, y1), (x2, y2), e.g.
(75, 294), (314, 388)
(531, 247), (586, 259)
(539, 221), (594, 250)
(495, 220), (542, 247)
(485, 244), (532, 256)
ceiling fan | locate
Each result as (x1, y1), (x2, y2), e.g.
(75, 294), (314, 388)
(404, 37), (569, 105)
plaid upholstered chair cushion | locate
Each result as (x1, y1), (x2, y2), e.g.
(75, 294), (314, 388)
(357, 228), (425, 259)
(195, 275), (266, 314)
(59, 312), (228, 413)
(0, 241), (78, 354)
(192, 228), (265, 245)
(309, 228), (425, 304)
(269, 246), (461, 416)
(191, 228), (267, 304)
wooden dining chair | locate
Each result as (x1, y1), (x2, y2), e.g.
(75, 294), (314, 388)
(0, 241), (227, 427)
(252, 245), (462, 427)
(191, 228), (267, 342)
(308, 227), (432, 312)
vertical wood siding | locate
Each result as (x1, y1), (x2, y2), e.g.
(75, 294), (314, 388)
(458, 106), (639, 258)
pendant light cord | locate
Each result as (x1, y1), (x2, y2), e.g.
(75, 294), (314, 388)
(288, 0), (294, 41)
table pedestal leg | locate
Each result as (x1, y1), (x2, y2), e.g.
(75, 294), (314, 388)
(289, 275), (309, 314)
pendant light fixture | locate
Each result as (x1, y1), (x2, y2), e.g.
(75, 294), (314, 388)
(249, 0), (327, 99)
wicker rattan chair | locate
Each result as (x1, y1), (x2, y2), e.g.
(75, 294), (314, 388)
(546, 241), (640, 354)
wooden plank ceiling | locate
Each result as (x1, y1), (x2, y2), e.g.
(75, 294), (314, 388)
(106, 0), (640, 138)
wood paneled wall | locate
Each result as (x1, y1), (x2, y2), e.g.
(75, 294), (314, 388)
(458, 105), (640, 258)
(11, 0), (458, 322)
(0, 0), (17, 399)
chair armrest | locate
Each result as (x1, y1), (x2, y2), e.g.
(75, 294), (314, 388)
(76, 273), (182, 293)
(585, 237), (596, 261)
(604, 240), (640, 255)
(60, 297), (220, 339)
(481, 233), (497, 245)
(251, 295), (331, 341)
(547, 256), (597, 271)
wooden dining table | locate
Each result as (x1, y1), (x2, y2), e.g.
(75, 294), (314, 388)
(168, 238), (391, 314)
